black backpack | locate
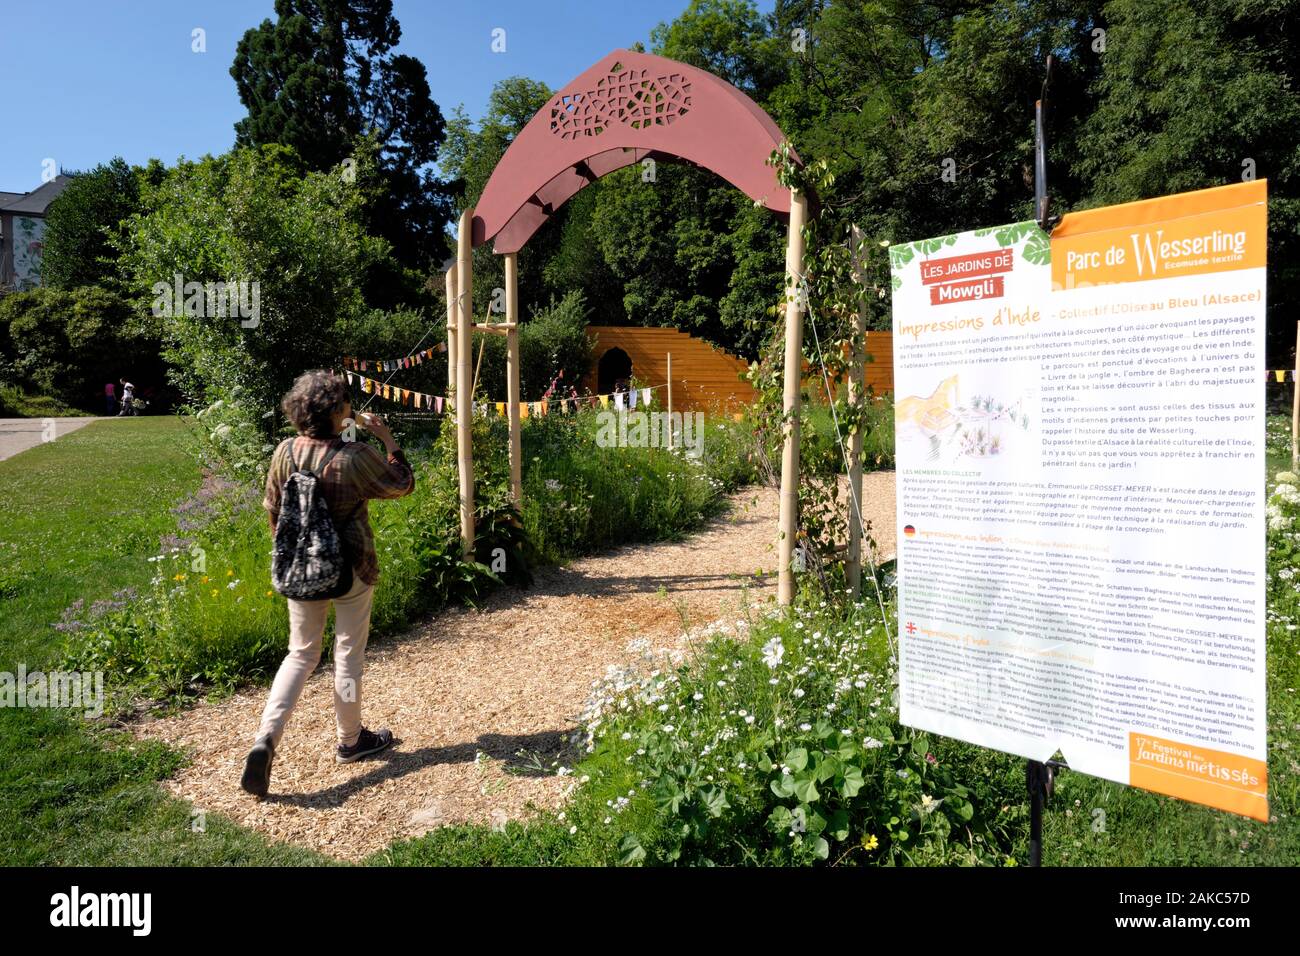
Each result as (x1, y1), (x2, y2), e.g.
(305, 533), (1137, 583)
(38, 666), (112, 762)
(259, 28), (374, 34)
(270, 438), (362, 601)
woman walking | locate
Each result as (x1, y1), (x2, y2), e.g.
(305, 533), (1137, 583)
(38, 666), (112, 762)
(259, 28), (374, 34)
(241, 370), (414, 798)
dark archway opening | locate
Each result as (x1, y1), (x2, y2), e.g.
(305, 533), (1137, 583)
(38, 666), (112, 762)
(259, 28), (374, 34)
(597, 347), (632, 395)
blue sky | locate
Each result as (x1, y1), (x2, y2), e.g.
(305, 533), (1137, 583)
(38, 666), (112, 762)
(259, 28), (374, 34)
(0, 0), (775, 192)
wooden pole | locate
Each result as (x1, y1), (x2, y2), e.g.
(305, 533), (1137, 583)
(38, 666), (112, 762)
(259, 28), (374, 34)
(446, 266), (457, 400)
(777, 190), (808, 606)
(471, 334), (487, 396)
(666, 351), (674, 450)
(456, 208), (475, 559)
(505, 253), (523, 506)
(1292, 319), (1300, 471)
(846, 229), (866, 596)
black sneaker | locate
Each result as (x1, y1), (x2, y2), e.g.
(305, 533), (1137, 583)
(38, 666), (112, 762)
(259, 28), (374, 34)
(240, 737), (275, 797)
(336, 727), (394, 764)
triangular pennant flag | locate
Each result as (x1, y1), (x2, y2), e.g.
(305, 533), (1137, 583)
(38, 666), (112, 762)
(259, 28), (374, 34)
(496, 402), (505, 416)
(642, 387), (651, 407)
(628, 389), (638, 410)
(346, 371), (354, 385)
(614, 392), (626, 411)
(435, 396), (444, 414)
(520, 402), (530, 420)
(599, 395), (609, 409)
(1277, 370), (1286, 383)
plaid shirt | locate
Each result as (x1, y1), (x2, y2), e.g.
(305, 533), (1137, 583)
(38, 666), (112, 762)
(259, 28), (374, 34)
(263, 435), (415, 586)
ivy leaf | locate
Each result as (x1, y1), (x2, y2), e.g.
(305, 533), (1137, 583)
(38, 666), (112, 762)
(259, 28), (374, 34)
(840, 765), (865, 798)
(771, 775), (797, 798)
(815, 754), (841, 783)
(700, 786), (730, 818)
(827, 809), (851, 841)
(806, 808), (829, 836)
(618, 834), (646, 866)
(794, 775), (820, 804)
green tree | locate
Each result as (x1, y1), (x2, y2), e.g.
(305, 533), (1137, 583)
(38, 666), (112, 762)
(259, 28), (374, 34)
(440, 77), (559, 310)
(113, 144), (388, 424)
(231, 0), (451, 272)
(1079, 0), (1300, 362)
(39, 158), (142, 290)
(0, 286), (159, 408)
(651, 0), (786, 96)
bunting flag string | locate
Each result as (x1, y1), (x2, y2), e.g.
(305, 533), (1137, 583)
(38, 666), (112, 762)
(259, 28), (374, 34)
(341, 369), (669, 418)
(342, 342), (447, 374)
(1267, 369), (1297, 382)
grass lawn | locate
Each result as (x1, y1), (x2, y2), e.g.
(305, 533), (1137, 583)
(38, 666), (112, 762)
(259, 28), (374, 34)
(0, 417), (327, 864)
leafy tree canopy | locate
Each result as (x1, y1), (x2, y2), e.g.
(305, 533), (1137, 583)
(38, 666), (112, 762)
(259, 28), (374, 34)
(231, 0), (452, 274)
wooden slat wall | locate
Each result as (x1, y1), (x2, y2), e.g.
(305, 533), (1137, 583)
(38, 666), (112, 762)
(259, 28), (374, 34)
(801, 330), (894, 399)
(585, 326), (756, 412)
(864, 331), (894, 396)
(584, 327), (895, 413)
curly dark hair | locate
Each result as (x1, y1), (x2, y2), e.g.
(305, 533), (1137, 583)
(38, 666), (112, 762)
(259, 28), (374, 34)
(281, 370), (350, 438)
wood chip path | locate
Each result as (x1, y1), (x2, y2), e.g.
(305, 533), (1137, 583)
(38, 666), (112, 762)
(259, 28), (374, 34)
(132, 475), (897, 861)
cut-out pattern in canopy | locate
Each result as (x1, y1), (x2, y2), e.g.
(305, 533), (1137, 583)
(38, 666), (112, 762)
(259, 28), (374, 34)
(473, 49), (798, 254)
(549, 63), (692, 138)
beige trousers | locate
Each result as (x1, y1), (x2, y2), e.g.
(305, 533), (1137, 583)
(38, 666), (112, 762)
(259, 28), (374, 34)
(257, 576), (374, 749)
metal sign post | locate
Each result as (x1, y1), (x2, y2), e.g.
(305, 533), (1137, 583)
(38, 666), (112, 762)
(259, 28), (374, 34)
(1027, 55), (1067, 866)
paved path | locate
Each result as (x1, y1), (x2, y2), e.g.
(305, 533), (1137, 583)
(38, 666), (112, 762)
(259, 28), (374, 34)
(0, 417), (107, 463)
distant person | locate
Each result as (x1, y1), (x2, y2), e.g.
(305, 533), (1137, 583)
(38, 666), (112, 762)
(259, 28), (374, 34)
(240, 370), (415, 798)
(104, 382), (116, 416)
(118, 379), (135, 416)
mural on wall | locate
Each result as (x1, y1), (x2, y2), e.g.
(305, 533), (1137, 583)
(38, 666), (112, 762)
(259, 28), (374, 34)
(11, 216), (46, 289)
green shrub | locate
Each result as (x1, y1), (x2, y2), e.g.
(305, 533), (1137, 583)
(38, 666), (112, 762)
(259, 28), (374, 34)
(555, 601), (1016, 866)
(0, 286), (160, 410)
(40, 157), (145, 290)
(473, 290), (594, 401)
(59, 403), (757, 699)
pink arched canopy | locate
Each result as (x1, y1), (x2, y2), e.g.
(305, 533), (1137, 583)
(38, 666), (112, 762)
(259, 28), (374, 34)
(472, 49), (800, 253)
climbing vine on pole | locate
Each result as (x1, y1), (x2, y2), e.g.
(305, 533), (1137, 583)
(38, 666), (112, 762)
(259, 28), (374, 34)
(747, 146), (894, 603)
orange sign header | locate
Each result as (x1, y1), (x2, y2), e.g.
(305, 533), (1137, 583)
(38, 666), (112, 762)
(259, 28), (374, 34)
(1051, 180), (1267, 290)
(1129, 732), (1268, 822)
